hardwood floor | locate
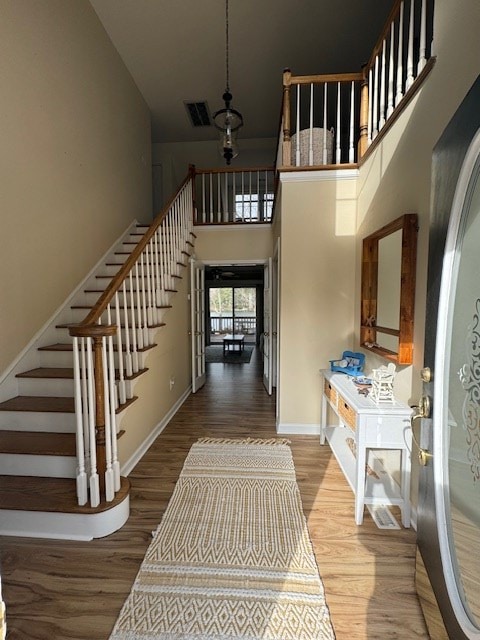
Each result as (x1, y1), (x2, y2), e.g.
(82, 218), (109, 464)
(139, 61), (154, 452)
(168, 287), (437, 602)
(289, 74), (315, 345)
(0, 348), (429, 639)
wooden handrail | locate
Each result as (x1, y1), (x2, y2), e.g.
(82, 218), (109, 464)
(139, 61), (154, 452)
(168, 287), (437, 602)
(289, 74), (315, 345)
(366, 0), (402, 71)
(289, 72), (363, 85)
(194, 165), (275, 175)
(74, 166), (195, 328)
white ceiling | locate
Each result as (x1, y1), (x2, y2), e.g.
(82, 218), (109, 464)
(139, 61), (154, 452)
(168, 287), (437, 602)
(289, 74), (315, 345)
(90, 1), (394, 144)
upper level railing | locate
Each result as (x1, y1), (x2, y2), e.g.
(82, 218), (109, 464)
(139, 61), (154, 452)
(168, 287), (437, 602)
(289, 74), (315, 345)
(193, 167), (276, 225)
(278, 0), (434, 170)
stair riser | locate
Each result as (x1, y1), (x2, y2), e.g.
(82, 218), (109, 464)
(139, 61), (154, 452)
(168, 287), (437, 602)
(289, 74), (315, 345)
(0, 453), (76, 478)
(17, 378), (74, 397)
(0, 412), (76, 432)
(38, 351), (74, 368)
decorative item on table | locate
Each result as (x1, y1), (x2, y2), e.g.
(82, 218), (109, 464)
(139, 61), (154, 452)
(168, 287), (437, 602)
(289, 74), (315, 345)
(329, 351), (365, 377)
(353, 376), (372, 396)
(370, 363), (397, 404)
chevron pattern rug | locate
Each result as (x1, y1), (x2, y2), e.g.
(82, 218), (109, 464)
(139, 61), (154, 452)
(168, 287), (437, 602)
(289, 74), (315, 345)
(109, 438), (335, 639)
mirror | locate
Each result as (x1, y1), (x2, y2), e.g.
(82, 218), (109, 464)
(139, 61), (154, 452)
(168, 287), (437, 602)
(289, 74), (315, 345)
(361, 214), (418, 365)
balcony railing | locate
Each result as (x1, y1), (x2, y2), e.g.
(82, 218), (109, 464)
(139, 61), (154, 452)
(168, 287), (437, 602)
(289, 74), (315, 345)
(278, 0), (434, 170)
(193, 167), (275, 225)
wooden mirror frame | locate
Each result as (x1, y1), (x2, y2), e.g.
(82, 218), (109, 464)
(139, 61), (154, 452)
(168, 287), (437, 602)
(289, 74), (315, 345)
(361, 213), (418, 365)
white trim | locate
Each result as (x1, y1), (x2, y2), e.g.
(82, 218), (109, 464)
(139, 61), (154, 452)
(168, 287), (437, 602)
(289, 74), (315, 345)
(0, 495), (129, 541)
(121, 386), (192, 477)
(279, 169), (359, 183)
(201, 259), (268, 267)
(410, 503), (418, 531)
(276, 422), (321, 435)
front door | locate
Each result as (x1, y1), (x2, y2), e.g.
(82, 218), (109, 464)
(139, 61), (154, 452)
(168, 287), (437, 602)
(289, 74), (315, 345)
(417, 76), (480, 639)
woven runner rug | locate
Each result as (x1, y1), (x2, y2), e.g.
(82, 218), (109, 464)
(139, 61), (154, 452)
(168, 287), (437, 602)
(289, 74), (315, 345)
(109, 438), (335, 640)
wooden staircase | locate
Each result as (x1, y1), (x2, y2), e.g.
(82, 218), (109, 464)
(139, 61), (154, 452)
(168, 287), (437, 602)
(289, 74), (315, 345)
(0, 200), (195, 540)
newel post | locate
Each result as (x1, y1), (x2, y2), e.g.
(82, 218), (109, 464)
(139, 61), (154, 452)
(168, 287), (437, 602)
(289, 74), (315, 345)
(282, 68), (292, 167)
(69, 324), (117, 505)
(358, 67), (370, 159)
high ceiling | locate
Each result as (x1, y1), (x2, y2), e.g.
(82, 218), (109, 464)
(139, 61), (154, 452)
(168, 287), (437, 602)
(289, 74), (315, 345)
(90, 1), (394, 144)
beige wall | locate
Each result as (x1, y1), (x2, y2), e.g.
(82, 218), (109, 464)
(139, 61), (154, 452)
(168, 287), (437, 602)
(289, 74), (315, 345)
(194, 225), (273, 262)
(356, 0), (480, 504)
(278, 174), (357, 428)
(0, 1), (152, 374)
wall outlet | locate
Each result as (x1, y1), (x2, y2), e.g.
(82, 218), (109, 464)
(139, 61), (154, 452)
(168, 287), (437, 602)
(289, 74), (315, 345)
(169, 377), (175, 391)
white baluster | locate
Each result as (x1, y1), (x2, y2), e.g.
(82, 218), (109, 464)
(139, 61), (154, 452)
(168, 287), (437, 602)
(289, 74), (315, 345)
(323, 83), (328, 164)
(256, 170), (260, 221)
(86, 338), (99, 508)
(368, 68), (373, 144)
(348, 81), (355, 163)
(241, 171), (245, 221)
(296, 84), (300, 166)
(387, 23), (395, 118)
(373, 55), (379, 138)
(396, 1), (405, 106)
(201, 173), (206, 223)
(224, 172), (228, 222)
(107, 330), (120, 492)
(418, 0), (427, 73)
(112, 295), (126, 406)
(249, 171), (252, 222)
(309, 83), (314, 166)
(336, 82), (341, 164)
(233, 170), (236, 221)
(406, 0), (415, 91)
(72, 337), (88, 505)
(153, 231), (162, 309)
(129, 271), (140, 371)
(138, 257), (148, 348)
(379, 40), (387, 129)
(121, 281), (133, 379)
(217, 173), (221, 223)
(209, 172), (213, 224)
(101, 336), (115, 502)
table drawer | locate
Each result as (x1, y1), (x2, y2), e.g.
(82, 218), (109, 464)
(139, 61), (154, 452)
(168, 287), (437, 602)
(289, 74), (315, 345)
(324, 379), (338, 405)
(338, 395), (357, 430)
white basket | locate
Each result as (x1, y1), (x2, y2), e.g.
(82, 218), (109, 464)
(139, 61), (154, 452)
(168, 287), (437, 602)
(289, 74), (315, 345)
(291, 127), (334, 166)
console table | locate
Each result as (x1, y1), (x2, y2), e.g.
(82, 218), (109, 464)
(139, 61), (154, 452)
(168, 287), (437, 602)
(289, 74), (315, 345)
(320, 370), (412, 526)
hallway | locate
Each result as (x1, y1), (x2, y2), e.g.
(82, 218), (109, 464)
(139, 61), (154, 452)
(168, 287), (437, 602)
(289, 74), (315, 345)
(1, 349), (428, 639)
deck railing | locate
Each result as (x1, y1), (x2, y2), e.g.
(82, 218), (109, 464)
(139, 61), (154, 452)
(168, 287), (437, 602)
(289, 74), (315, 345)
(69, 168), (195, 507)
(279, 0), (434, 169)
(194, 167), (275, 225)
(210, 316), (256, 335)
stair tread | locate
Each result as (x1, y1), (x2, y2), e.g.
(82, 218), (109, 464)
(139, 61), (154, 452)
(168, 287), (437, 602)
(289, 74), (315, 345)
(0, 431), (76, 456)
(16, 367), (148, 382)
(38, 342), (157, 353)
(17, 368), (74, 379)
(0, 475), (130, 514)
(0, 395), (138, 414)
(0, 396), (75, 413)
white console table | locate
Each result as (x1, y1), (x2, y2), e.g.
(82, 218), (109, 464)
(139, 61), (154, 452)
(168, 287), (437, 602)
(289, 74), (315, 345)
(320, 370), (412, 526)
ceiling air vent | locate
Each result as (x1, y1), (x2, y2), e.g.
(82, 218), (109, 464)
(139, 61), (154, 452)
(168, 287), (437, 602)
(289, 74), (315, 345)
(184, 101), (212, 127)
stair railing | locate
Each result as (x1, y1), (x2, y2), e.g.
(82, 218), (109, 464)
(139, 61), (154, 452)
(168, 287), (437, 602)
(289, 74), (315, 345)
(364, 0), (434, 150)
(194, 167), (276, 224)
(69, 166), (195, 507)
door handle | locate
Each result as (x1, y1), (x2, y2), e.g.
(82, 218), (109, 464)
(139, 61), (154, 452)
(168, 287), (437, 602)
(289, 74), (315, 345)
(410, 395), (432, 466)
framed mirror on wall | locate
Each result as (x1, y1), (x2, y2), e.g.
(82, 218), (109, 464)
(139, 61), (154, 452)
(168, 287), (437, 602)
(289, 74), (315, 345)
(361, 213), (418, 365)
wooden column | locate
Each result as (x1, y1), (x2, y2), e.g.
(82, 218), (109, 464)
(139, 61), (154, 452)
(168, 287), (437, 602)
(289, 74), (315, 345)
(358, 69), (369, 158)
(282, 68), (292, 167)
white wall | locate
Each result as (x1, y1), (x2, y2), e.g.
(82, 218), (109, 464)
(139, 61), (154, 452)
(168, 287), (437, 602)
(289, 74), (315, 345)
(0, 0), (152, 374)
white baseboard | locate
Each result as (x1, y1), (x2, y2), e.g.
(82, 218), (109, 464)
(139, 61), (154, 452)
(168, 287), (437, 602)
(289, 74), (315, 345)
(276, 422), (321, 435)
(121, 385), (192, 476)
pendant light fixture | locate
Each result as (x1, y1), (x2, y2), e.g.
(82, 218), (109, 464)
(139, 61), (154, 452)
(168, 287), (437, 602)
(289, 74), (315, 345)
(213, 0), (243, 165)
